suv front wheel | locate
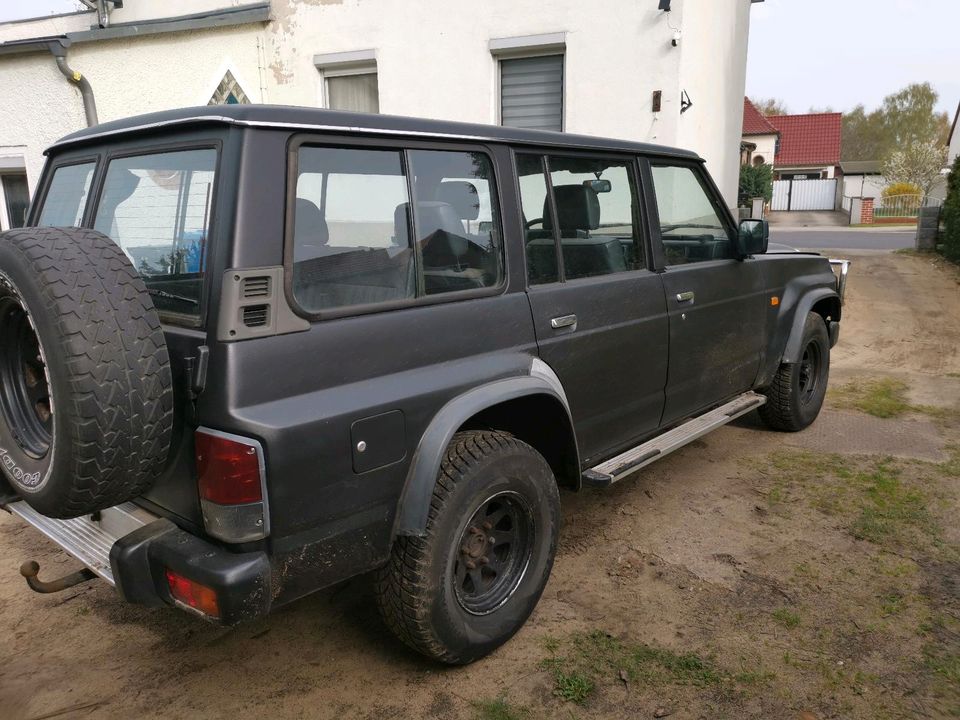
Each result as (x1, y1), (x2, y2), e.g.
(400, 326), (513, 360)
(375, 430), (560, 664)
(759, 311), (830, 432)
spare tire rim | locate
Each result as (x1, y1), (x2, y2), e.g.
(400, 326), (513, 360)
(0, 292), (53, 459)
(453, 490), (535, 616)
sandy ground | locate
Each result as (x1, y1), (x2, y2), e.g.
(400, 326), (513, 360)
(1, 250), (959, 720)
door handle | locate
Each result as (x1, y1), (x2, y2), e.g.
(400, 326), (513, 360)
(675, 291), (695, 303)
(550, 314), (578, 330)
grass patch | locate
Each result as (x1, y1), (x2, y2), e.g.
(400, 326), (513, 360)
(849, 461), (938, 549)
(540, 631), (770, 704)
(831, 378), (910, 418)
(771, 607), (801, 628)
(878, 591), (907, 617)
(471, 697), (531, 720)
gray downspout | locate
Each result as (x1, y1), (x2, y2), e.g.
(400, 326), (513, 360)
(48, 42), (98, 127)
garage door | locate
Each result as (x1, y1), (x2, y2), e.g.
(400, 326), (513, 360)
(771, 179), (837, 211)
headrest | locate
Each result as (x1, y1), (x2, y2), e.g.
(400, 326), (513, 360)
(395, 201), (469, 265)
(437, 181), (481, 221)
(544, 185), (600, 234)
(294, 198), (329, 246)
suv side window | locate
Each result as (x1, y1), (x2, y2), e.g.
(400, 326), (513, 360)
(37, 162), (96, 227)
(292, 145), (502, 313)
(650, 164), (735, 265)
(518, 153), (643, 284)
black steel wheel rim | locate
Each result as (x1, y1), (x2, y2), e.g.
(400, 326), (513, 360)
(0, 295), (52, 458)
(453, 490), (534, 615)
(798, 340), (822, 406)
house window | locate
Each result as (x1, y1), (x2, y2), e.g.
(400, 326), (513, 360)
(1, 173), (29, 229)
(314, 50), (379, 114)
(208, 70), (250, 105)
(499, 55), (564, 132)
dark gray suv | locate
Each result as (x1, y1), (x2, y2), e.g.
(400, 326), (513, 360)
(0, 105), (846, 664)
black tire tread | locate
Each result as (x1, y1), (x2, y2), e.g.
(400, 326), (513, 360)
(1, 227), (173, 517)
(759, 311), (828, 433)
(374, 430), (530, 664)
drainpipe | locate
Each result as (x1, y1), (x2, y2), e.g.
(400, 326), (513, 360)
(48, 41), (98, 127)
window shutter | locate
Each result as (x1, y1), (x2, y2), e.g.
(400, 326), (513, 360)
(500, 55), (563, 132)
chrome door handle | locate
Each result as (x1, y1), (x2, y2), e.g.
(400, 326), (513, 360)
(550, 314), (578, 330)
(675, 291), (695, 303)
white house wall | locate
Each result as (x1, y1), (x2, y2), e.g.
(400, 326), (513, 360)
(0, 24), (264, 194)
(0, 0), (756, 207)
(746, 132), (777, 166)
(675, 0), (752, 208)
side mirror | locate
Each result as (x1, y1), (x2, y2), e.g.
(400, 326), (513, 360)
(738, 218), (769, 256)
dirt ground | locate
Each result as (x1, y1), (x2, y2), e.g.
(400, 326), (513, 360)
(1, 250), (959, 720)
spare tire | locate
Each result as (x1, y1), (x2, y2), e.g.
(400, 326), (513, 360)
(0, 227), (173, 518)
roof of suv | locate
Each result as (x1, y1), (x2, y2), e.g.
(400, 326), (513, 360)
(47, 104), (701, 160)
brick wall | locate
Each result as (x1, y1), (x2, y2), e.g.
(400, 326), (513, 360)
(861, 197), (874, 224)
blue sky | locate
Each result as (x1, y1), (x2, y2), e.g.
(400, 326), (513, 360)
(748, 0), (958, 117)
(3, 0), (958, 118)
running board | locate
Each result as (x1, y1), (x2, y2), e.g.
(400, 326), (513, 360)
(582, 391), (766, 487)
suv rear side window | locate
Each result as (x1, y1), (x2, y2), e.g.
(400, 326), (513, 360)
(291, 145), (502, 314)
(519, 153), (643, 283)
(650, 164), (734, 264)
(38, 162), (95, 227)
(92, 148), (217, 321)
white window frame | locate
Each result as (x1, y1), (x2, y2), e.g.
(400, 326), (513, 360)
(313, 49), (379, 111)
(490, 33), (566, 131)
(0, 153), (28, 231)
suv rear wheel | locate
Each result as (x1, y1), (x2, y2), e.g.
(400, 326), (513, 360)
(759, 311), (830, 432)
(375, 430), (560, 664)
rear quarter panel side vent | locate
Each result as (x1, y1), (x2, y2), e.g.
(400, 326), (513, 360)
(241, 276), (270, 299)
(217, 267), (309, 342)
(242, 305), (269, 327)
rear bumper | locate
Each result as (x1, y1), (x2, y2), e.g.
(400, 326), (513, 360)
(3, 500), (270, 625)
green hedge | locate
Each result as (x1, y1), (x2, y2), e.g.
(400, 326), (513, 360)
(738, 163), (773, 209)
(943, 155), (960, 262)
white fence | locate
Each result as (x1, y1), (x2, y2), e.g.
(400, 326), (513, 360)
(771, 179), (838, 211)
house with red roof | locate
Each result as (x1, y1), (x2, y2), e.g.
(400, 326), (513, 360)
(740, 98), (780, 168)
(741, 98), (843, 181)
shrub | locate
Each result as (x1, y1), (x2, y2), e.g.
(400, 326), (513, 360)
(738, 163), (773, 208)
(942, 155), (960, 262)
(882, 181), (921, 198)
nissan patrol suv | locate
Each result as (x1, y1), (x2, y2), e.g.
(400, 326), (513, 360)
(0, 105), (847, 664)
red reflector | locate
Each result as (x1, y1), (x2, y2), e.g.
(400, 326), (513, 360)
(165, 569), (220, 618)
(195, 431), (263, 505)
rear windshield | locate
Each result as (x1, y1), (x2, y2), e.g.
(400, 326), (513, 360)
(39, 148), (217, 324)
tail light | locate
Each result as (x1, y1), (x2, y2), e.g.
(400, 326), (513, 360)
(195, 428), (268, 543)
(165, 569), (220, 619)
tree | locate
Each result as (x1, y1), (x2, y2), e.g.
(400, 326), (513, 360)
(942, 154), (960, 262)
(738, 163), (773, 208)
(752, 97), (789, 116)
(842, 83), (950, 161)
(880, 141), (947, 196)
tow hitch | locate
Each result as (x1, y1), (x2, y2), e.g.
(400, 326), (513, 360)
(19, 560), (96, 594)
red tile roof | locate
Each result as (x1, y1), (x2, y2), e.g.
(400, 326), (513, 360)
(742, 98), (779, 136)
(767, 112), (842, 167)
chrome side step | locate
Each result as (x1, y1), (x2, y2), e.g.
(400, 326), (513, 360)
(5, 502), (154, 586)
(582, 391), (766, 487)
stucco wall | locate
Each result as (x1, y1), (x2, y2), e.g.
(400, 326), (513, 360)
(266, 0), (752, 204)
(0, 24), (264, 196)
(675, 0), (752, 208)
(744, 132), (777, 166)
(0, 0), (755, 211)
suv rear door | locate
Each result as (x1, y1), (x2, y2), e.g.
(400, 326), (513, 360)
(517, 152), (668, 465)
(645, 160), (765, 424)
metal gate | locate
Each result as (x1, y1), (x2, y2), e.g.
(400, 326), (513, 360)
(771, 179), (837, 211)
